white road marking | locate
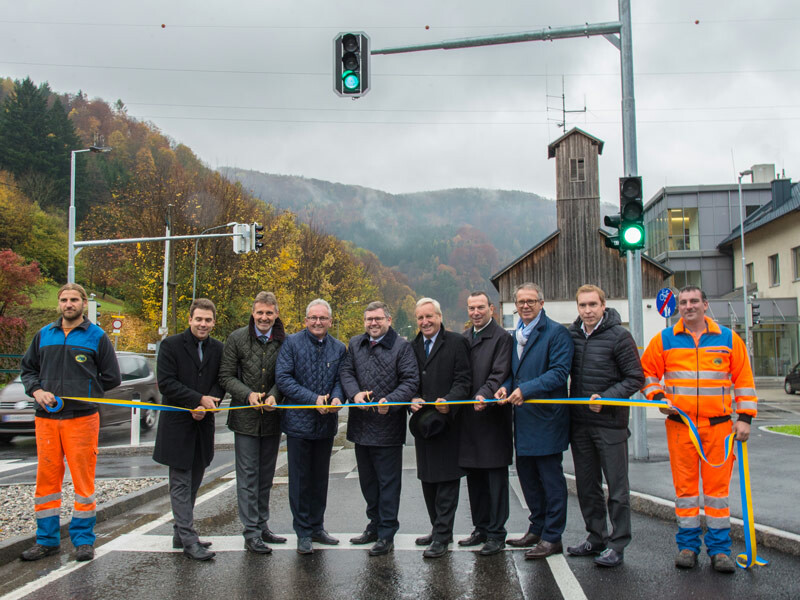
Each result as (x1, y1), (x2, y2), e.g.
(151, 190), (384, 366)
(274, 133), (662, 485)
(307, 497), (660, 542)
(509, 475), (588, 600)
(0, 459), (35, 475)
(329, 447), (357, 474)
(95, 533), (540, 553)
(0, 479), (237, 600)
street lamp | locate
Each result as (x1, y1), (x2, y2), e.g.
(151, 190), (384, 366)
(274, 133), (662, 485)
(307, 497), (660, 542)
(68, 145), (112, 283)
(737, 168), (754, 361)
(192, 222), (236, 302)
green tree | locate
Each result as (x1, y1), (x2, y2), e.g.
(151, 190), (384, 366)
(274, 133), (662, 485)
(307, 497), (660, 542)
(0, 77), (82, 209)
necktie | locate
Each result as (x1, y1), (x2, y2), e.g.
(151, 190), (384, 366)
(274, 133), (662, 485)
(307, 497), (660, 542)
(370, 341), (377, 347)
(424, 339), (432, 357)
(473, 328), (479, 339)
(197, 341), (203, 361)
(258, 335), (268, 344)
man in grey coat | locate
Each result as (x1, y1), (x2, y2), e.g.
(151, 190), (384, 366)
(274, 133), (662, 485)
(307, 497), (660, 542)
(219, 291), (287, 555)
(339, 301), (419, 556)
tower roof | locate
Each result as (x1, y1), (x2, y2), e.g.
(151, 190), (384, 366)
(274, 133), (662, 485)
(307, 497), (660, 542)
(547, 127), (605, 159)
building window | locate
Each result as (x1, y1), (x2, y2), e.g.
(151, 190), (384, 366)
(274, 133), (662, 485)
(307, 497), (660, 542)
(769, 254), (780, 286)
(569, 158), (585, 182)
(668, 208), (699, 250)
(746, 262), (754, 285)
(793, 246), (800, 281)
(672, 270), (702, 290)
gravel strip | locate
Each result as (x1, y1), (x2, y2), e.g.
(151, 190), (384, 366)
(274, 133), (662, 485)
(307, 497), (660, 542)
(0, 478), (165, 542)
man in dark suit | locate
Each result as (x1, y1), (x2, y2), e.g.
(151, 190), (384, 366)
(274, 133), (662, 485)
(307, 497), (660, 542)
(339, 301), (419, 556)
(153, 298), (223, 561)
(496, 282), (573, 560)
(458, 291), (513, 556)
(409, 297), (471, 559)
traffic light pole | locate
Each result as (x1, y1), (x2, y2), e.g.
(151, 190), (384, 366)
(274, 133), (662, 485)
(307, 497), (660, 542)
(373, 0), (648, 458)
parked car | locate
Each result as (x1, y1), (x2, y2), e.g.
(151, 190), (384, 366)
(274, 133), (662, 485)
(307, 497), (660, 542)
(786, 362), (800, 395)
(0, 351), (161, 443)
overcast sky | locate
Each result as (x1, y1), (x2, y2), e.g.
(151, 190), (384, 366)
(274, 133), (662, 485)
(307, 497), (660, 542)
(1, 1), (797, 204)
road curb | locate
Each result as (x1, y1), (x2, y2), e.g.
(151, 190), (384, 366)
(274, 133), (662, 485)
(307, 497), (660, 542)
(0, 460), (235, 567)
(565, 473), (800, 557)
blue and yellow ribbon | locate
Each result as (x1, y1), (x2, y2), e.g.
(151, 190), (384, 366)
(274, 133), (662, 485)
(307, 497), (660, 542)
(56, 393), (766, 568)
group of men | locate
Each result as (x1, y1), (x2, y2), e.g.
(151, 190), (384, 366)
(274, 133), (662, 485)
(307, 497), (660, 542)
(19, 281), (756, 575)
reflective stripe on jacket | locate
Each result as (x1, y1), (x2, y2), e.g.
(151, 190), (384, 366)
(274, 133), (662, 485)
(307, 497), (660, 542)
(640, 317), (757, 425)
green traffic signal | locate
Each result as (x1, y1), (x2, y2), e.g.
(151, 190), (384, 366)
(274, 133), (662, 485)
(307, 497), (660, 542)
(621, 223), (645, 248)
(342, 70), (360, 90)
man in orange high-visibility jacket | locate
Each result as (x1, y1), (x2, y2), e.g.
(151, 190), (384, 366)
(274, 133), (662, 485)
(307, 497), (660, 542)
(641, 285), (756, 574)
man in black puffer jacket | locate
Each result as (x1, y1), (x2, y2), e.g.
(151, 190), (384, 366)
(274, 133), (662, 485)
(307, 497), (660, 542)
(219, 292), (287, 555)
(339, 301), (419, 556)
(566, 285), (644, 568)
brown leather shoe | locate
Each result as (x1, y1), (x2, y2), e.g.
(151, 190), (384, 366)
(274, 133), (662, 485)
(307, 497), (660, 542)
(524, 539), (563, 559)
(507, 532), (541, 548)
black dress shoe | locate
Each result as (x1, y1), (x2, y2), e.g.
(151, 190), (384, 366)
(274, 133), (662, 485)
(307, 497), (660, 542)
(524, 540), (563, 560)
(350, 530), (379, 545)
(297, 537), (313, 555)
(507, 532), (541, 548)
(20, 543), (60, 561)
(368, 539), (394, 556)
(415, 534), (433, 546)
(311, 530), (339, 545)
(173, 537), (212, 549)
(567, 540), (605, 557)
(261, 529), (287, 544)
(245, 537), (273, 554)
(423, 541), (448, 559)
(479, 539), (506, 556)
(594, 548), (624, 568)
(184, 542), (216, 561)
(458, 530), (488, 547)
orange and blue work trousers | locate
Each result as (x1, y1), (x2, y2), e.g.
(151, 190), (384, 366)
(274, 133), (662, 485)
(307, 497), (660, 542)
(665, 418), (734, 556)
(34, 413), (99, 547)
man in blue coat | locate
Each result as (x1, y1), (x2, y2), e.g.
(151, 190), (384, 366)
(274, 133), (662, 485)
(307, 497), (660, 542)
(275, 298), (345, 555)
(495, 282), (573, 559)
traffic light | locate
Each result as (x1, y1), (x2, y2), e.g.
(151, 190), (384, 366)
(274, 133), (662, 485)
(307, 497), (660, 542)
(232, 223), (251, 254)
(603, 213), (623, 254)
(334, 32), (370, 97)
(250, 222), (264, 252)
(751, 303), (761, 325)
(619, 176), (645, 251)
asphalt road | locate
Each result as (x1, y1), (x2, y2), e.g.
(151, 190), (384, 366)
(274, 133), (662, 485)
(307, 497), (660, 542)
(0, 443), (797, 600)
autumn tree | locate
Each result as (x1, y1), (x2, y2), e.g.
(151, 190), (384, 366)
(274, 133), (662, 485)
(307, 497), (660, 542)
(0, 250), (41, 363)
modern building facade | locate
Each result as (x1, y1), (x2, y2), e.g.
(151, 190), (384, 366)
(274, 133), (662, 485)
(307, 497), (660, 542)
(643, 167), (799, 377)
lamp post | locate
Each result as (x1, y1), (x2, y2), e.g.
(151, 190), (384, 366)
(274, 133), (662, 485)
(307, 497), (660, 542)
(192, 222), (236, 302)
(737, 169), (754, 363)
(68, 145), (112, 283)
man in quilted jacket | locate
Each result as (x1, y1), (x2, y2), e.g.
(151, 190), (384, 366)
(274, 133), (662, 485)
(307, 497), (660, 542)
(275, 298), (346, 555)
(339, 301), (419, 556)
(219, 291), (287, 555)
(565, 284), (644, 568)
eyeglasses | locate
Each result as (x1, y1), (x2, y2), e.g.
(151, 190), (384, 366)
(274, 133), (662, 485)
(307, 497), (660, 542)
(516, 299), (541, 307)
(306, 316), (331, 322)
(364, 317), (386, 323)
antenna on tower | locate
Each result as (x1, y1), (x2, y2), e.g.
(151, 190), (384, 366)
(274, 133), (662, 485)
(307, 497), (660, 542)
(546, 76), (587, 130)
